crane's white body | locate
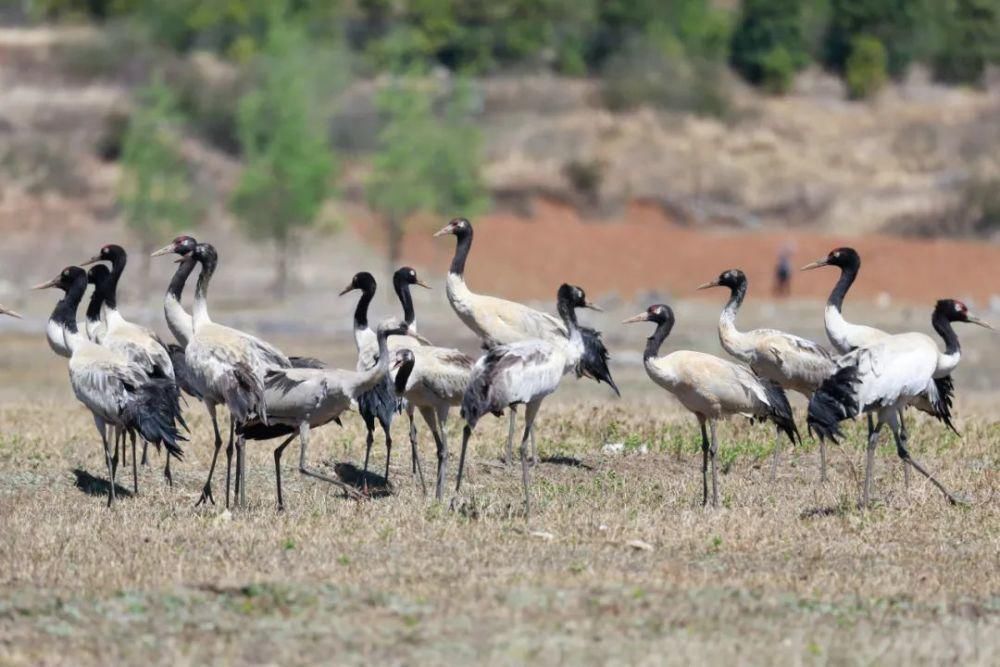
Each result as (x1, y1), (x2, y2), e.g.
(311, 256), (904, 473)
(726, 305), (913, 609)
(718, 309), (834, 397)
(396, 346), (473, 408)
(102, 307), (174, 379)
(644, 350), (778, 420)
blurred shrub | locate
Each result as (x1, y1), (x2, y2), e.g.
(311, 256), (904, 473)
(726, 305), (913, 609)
(562, 158), (605, 205)
(601, 34), (730, 116)
(932, 0), (1000, 85)
(845, 35), (888, 99)
(823, 0), (942, 78)
(730, 0), (808, 93)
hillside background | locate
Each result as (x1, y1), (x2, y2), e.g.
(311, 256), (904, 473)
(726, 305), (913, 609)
(1, 0), (999, 322)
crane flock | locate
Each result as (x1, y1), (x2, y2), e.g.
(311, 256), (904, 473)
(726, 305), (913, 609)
(16, 221), (994, 516)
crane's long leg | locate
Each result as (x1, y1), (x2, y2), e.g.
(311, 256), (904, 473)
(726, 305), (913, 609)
(530, 427), (538, 466)
(520, 400), (543, 518)
(699, 416), (710, 507)
(419, 406), (447, 501)
(361, 416), (375, 494)
(818, 430), (828, 484)
(709, 419), (719, 508)
(505, 406), (517, 466)
(380, 415), (393, 484)
(110, 426), (120, 485)
(273, 433), (296, 511)
(94, 417), (115, 507)
(898, 410), (911, 489)
(224, 416), (236, 509)
(408, 406), (426, 493)
(455, 424), (474, 494)
(141, 439), (149, 467)
(298, 422), (362, 499)
(889, 412), (962, 505)
(437, 405), (452, 497)
(862, 416), (884, 508)
(237, 433), (247, 508)
(163, 451), (172, 487)
(131, 431), (139, 495)
(196, 403), (223, 507)
(769, 425), (781, 482)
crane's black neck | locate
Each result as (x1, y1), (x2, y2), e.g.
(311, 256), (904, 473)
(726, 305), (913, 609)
(103, 253), (126, 311)
(85, 280), (106, 323)
(195, 247), (218, 301)
(556, 294), (580, 334)
(828, 263), (859, 311)
(53, 278), (87, 335)
(394, 355), (415, 395)
(168, 257), (197, 301)
(393, 275), (415, 326)
(354, 283), (376, 330)
(449, 226), (473, 277)
(723, 280), (747, 319)
(645, 318), (674, 359)
(932, 309), (961, 356)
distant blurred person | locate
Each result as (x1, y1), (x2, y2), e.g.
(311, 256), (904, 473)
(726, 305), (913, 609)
(773, 243), (794, 297)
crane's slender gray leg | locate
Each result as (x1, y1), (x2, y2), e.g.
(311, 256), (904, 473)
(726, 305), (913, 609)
(95, 417), (115, 507)
(141, 439), (149, 467)
(455, 424), (473, 494)
(273, 433), (296, 511)
(769, 426), (781, 481)
(196, 403), (223, 507)
(380, 416), (393, 484)
(699, 416), (709, 507)
(110, 426), (120, 484)
(419, 406), (447, 501)
(505, 406), (517, 467)
(890, 413), (962, 505)
(361, 422), (374, 494)
(818, 432), (827, 483)
(131, 430), (139, 495)
(237, 434), (248, 508)
(530, 427), (538, 466)
(519, 400), (543, 518)
(437, 405), (452, 496)
(224, 416), (236, 509)
(898, 410), (911, 489)
(163, 453), (172, 487)
(862, 416), (884, 508)
(298, 422), (362, 499)
(407, 405), (425, 490)
(709, 419), (719, 508)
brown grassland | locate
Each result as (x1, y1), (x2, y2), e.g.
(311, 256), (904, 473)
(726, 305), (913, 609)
(1, 330), (998, 665)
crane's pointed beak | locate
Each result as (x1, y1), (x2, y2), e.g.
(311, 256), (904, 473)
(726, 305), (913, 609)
(32, 277), (59, 290)
(801, 259), (827, 271)
(622, 313), (648, 324)
(151, 243), (176, 257)
(338, 284), (355, 297)
(697, 279), (720, 290)
(0, 304), (22, 319)
(414, 278), (432, 289)
(80, 254), (104, 267)
(432, 224), (453, 238)
(967, 314), (995, 331)
(584, 300), (602, 311)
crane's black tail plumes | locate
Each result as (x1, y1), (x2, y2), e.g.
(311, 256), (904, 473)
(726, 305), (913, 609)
(358, 373), (400, 430)
(290, 355), (326, 369)
(124, 377), (186, 460)
(807, 365), (860, 442)
(578, 326), (620, 397)
(238, 415), (342, 441)
(167, 343), (203, 402)
(461, 349), (509, 429)
(760, 378), (799, 445)
(930, 375), (959, 436)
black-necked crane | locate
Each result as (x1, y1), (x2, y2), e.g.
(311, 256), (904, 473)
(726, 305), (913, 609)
(808, 299), (992, 507)
(624, 304), (799, 507)
(340, 271), (401, 489)
(454, 284), (594, 517)
(801, 246), (953, 488)
(34, 266), (184, 506)
(434, 217), (618, 465)
(183, 241), (293, 508)
(84, 264), (110, 343)
(699, 269), (835, 481)
(237, 319), (410, 509)
(391, 344), (475, 500)
(81, 244), (181, 484)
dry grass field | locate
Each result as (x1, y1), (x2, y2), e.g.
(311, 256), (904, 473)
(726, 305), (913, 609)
(1, 323), (998, 665)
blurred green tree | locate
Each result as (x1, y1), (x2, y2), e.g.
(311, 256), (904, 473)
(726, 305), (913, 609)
(845, 35), (888, 99)
(824, 0), (939, 78)
(230, 13), (337, 298)
(367, 71), (487, 272)
(932, 0), (1000, 85)
(119, 76), (200, 290)
(729, 0), (809, 93)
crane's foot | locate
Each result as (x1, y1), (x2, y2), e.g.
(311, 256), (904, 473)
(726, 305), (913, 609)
(164, 467), (173, 488)
(195, 483), (215, 507)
